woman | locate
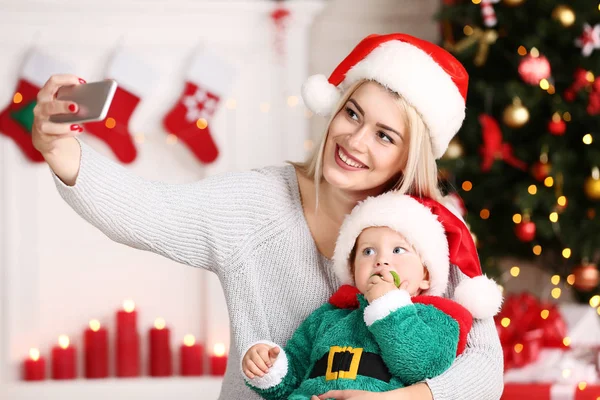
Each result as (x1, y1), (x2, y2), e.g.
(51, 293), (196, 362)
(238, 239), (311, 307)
(32, 33), (503, 399)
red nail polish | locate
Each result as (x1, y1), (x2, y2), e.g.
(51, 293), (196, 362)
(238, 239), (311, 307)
(70, 124), (80, 131)
(78, 78), (86, 84)
(68, 104), (77, 113)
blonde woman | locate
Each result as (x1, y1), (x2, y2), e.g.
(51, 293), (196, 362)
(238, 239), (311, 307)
(32, 33), (503, 400)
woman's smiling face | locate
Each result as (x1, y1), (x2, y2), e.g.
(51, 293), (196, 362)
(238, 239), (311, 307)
(322, 81), (409, 194)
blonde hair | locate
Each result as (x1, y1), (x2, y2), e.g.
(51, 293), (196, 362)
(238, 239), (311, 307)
(291, 79), (443, 206)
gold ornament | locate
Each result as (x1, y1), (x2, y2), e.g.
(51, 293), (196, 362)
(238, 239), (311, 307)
(572, 263), (599, 291)
(584, 167), (600, 200)
(503, 98), (530, 128)
(443, 138), (464, 160)
(444, 28), (498, 67)
(503, 0), (525, 6)
(552, 5), (576, 28)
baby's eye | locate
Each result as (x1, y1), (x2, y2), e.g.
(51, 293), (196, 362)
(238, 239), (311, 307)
(363, 248), (375, 256)
(393, 247), (407, 254)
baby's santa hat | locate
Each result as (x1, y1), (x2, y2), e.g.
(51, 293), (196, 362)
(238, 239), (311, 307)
(301, 33), (468, 159)
(332, 192), (503, 319)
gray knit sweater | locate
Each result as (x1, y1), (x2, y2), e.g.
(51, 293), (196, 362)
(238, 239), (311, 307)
(52, 139), (504, 400)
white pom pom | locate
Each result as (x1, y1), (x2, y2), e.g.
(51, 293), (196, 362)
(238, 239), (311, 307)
(301, 74), (340, 116)
(453, 275), (503, 319)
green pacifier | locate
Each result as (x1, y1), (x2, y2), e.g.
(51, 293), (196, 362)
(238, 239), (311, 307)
(390, 271), (401, 288)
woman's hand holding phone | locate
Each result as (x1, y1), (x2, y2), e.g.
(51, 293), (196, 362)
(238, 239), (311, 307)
(32, 74), (87, 186)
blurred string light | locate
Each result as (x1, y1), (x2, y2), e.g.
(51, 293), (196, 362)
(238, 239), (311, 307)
(562, 248), (572, 259)
(583, 134), (593, 145)
(517, 46), (527, 56)
(563, 112), (572, 121)
(590, 295), (600, 308)
(513, 213), (522, 223)
(540, 79), (550, 90)
(545, 177), (554, 187)
(464, 25), (475, 35)
(528, 185), (538, 195)
(549, 212), (559, 222)
(530, 47), (540, 57)
(558, 196), (567, 206)
(462, 181), (473, 191)
(551, 287), (562, 299)
(567, 274), (575, 285)
(510, 266), (520, 277)
(533, 245), (542, 255)
(480, 209), (490, 219)
(551, 275), (560, 285)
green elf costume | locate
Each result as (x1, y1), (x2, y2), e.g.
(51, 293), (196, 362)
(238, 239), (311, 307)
(242, 193), (503, 400)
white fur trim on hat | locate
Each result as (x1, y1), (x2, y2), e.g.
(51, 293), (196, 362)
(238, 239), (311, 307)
(332, 193), (449, 297)
(301, 74), (341, 116)
(453, 275), (503, 319)
(241, 340), (288, 389)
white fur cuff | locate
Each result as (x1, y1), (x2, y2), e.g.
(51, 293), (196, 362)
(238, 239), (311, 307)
(364, 289), (412, 327)
(241, 340), (289, 390)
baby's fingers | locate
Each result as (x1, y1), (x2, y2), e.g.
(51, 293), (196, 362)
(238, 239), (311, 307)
(245, 359), (265, 378)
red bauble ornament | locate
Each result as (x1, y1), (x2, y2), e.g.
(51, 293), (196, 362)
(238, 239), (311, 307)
(515, 220), (536, 242)
(572, 263), (599, 291)
(531, 161), (552, 181)
(518, 55), (552, 85)
(548, 119), (566, 135)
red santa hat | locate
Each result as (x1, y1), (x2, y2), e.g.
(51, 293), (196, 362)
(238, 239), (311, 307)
(332, 192), (503, 319)
(301, 33), (468, 159)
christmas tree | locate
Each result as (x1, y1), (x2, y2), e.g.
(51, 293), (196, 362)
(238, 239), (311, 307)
(437, 1), (600, 302)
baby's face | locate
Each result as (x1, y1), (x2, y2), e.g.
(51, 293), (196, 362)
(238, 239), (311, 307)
(353, 227), (430, 296)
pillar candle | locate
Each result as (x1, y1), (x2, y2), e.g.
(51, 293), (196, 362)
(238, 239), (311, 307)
(23, 348), (45, 381)
(149, 318), (172, 377)
(84, 319), (108, 378)
(51, 335), (76, 379)
(116, 299), (139, 377)
(209, 343), (227, 376)
(180, 335), (203, 376)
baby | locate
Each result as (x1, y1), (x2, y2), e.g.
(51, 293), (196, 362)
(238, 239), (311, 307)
(241, 193), (502, 400)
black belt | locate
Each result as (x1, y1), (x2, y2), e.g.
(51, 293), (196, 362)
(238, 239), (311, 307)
(308, 346), (392, 383)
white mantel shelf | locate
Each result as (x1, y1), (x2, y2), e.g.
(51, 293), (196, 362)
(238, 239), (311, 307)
(4, 377), (224, 400)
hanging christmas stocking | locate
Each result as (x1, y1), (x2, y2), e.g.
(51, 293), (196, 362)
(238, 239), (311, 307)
(0, 51), (73, 162)
(163, 49), (235, 164)
(83, 50), (158, 164)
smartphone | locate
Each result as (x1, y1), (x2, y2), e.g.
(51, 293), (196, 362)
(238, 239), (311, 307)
(49, 80), (117, 124)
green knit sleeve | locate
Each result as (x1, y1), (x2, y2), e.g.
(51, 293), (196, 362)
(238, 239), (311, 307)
(367, 302), (460, 386)
(247, 302), (336, 399)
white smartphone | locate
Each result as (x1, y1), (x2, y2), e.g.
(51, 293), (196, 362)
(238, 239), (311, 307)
(49, 80), (117, 124)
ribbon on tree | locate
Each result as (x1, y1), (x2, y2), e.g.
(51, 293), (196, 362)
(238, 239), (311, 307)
(479, 114), (527, 172)
(444, 27), (498, 67)
(495, 292), (569, 370)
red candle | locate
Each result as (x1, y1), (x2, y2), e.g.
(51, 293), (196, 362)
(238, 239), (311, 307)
(51, 335), (76, 379)
(84, 319), (108, 378)
(180, 335), (203, 376)
(149, 318), (172, 377)
(209, 343), (227, 376)
(116, 299), (140, 377)
(23, 348), (46, 381)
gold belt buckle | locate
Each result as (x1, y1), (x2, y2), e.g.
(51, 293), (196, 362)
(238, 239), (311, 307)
(325, 346), (363, 381)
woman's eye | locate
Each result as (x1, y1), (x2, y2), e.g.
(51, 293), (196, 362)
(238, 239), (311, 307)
(393, 247), (407, 254)
(345, 107), (359, 121)
(363, 248), (375, 256)
(377, 131), (394, 144)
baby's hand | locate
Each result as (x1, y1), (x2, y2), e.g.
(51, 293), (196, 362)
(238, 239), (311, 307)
(365, 271), (399, 303)
(242, 343), (280, 379)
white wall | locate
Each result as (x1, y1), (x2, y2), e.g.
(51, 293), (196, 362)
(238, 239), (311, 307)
(0, 0), (440, 398)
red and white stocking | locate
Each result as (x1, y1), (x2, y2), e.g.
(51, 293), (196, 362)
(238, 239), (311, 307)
(0, 51), (72, 162)
(84, 51), (158, 164)
(163, 50), (235, 164)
